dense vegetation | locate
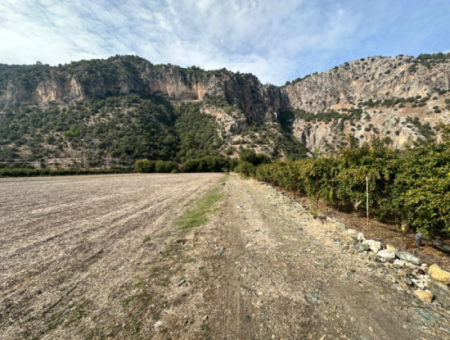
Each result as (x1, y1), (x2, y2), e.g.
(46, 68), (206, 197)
(0, 167), (129, 177)
(134, 159), (178, 173)
(0, 93), (227, 168)
(0, 85), (307, 169)
(252, 125), (450, 236)
(181, 156), (237, 172)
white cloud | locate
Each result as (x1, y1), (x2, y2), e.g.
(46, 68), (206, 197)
(0, 0), (448, 84)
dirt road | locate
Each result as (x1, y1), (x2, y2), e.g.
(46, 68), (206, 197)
(0, 174), (448, 339)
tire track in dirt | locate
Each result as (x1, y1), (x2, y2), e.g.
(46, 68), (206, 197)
(201, 176), (443, 340)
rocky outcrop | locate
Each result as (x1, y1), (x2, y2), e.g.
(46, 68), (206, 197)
(0, 56), (282, 121)
(282, 55), (450, 151)
(1, 54), (450, 152)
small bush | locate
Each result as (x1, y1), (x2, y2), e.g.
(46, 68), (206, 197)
(238, 162), (256, 177)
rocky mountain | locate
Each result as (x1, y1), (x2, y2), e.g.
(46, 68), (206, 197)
(0, 53), (449, 169)
(283, 54), (450, 151)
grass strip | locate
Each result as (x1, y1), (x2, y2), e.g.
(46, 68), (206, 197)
(176, 177), (226, 229)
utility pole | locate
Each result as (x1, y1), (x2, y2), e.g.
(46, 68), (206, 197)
(293, 175), (297, 199)
(366, 176), (369, 239)
(316, 175), (319, 212)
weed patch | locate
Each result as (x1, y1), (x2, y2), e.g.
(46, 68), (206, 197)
(176, 179), (226, 229)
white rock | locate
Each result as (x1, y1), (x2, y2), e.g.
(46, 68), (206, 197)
(347, 229), (357, 235)
(154, 321), (163, 328)
(357, 232), (366, 242)
(378, 249), (396, 259)
(363, 240), (382, 253)
(411, 278), (427, 290)
(393, 259), (406, 268)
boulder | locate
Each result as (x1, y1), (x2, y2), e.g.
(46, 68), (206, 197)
(362, 240), (381, 253)
(413, 290), (433, 303)
(430, 280), (450, 309)
(395, 251), (422, 266)
(377, 249), (395, 260)
(428, 264), (450, 285)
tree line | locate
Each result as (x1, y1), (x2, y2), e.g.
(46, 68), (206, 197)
(241, 125), (450, 236)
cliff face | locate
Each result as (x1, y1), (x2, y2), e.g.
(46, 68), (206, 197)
(1, 54), (450, 155)
(0, 56), (282, 121)
(282, 55), (450, 151)
(283, 55), (450, 112)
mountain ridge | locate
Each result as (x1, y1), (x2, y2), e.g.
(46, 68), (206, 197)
(1, 53), (449, 169)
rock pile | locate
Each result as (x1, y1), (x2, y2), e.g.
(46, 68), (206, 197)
(341, 227), (450, 309)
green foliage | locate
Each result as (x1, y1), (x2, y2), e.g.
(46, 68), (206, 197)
(181, 156), (232, 172)
(0, 168), (128, 177)
(405, 117), (435, 140)
(203, 94), (242, 115)
(134, 159), (177, 173)
(235, 161), (256, 177)
(238, 149), (271, 166)
(254, 128), (450, 236)
(282, 108), (363, 125)
(176, 182), (225, 229)
(135, 159), (156, 172)
(417, 52), (450, 62)
(174, 102), (224, 160)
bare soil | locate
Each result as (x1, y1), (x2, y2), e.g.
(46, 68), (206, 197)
(0, 174), (449, 339)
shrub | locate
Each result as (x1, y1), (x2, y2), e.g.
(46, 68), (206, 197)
(238, 162), (256, 177)
(252, 127), (450, 235)
(135, 159), (156, 172)
(46, 135), (56, 144)
(238, 149), (271, 166)
(181, 156), (230, 172)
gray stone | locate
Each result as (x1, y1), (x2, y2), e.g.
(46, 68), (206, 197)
(395, 251), (422, 266)
(415, 233), (423, 247)
(393, 284), (404, 292)
(335, 222), (346, 230)
(216, 247), (225, 256)
(307, 293), (319, 302)
(404, 277), (413, 286)
(411, 308), (439, 325)
(429, 280), (450, 309)
(354, 243), (370, 252)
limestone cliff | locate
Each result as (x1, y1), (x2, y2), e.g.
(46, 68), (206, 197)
(0, 55), (282, 122)
(1, 53), (450, 156)
(282, 55), (450, 151)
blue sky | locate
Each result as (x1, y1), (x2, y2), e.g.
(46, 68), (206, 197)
(1, 0), (449, 85)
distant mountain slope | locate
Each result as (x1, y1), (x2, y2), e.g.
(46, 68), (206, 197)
(282, 53), (450, 151)
(0, 53), (449, 169)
